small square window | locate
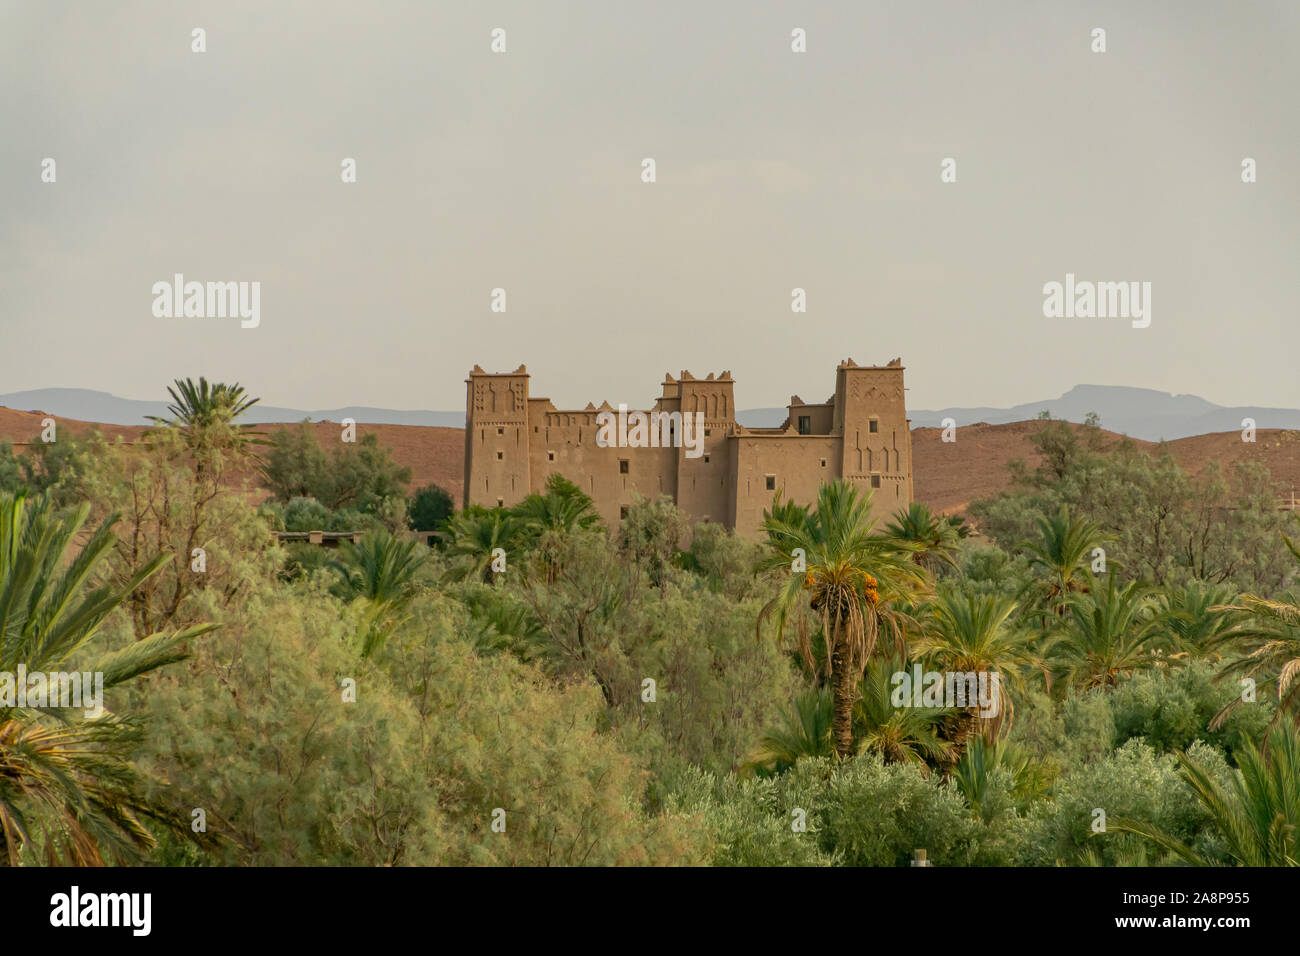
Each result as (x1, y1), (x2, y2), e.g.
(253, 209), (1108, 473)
(869, 420), (879, 433)
(870, 475), (881, 488)
(547, 451), (555, 461)
(497, 427), (505, 436)
(496, 451), (504, 460)
(619, 506), (629, 520)
(704, 429), (711, 436)
(797, 415), (811, 435)
(704, 454), (710, 463)
(820, 458), (827, 467)
(496, 498), (504, 507)
(765, 475), (776, 491)
(619, 459), (629, 474)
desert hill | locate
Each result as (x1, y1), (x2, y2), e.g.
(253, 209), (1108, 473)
(2, 407), (1296, 518)
(910, 420), (1300, 514)
(0, 409), (465, 504)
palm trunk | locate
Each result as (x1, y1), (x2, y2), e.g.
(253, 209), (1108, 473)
(945, 709), (984, 767)
(830, 626), (856, 759)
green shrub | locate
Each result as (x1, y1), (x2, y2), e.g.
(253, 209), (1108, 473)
(1018, 738), (1229, 865)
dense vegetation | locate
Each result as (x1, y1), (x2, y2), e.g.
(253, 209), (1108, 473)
(1, 384), (1297, 866)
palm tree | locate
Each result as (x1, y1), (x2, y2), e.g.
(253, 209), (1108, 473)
(512, 474), (601, 583)
(910, 590), (1043, 757)
(146, 377), (263, 458)
(441, 506), (522, 584)
(1111, 723), (1300, 866)
(744, 687), (834, 775)
(747, 669), (952, 776)
(1207, 536), (1300, 730)
(513, 474), (600, 537)
(854, 654), (953, 771)
(757, 481), (927, 759)
(0, 492), (218, 865)
(1154, 580), (1241, 660)
(1052, 570), (1165, 690)
(953, 736), (1053, 817)
(329, 529), (427, 657)
(458, 584), (545, 658)
(885, 502), (962, 574)
(1025, 505), (1106, 617)
(331, 530), (425, 604)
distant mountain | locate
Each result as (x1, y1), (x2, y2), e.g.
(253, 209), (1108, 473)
(907, 385), (1300, 441)
(3, 385), (1297, 442)
(740, 384), (1300, 441)
(0, 388), (464, 428)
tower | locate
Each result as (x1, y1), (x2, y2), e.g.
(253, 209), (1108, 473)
(673, 370), (736, 522)
(833, 358), (913, 516)
(464, 364), (531, 509)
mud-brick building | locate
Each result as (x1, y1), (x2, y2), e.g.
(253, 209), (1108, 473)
(463, 358), (913, 538)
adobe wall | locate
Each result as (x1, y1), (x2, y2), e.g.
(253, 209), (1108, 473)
(525, 401), (681, 527)
(730, 435), (843, 537)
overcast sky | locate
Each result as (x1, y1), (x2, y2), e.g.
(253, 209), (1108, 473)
(2, 0), (1297, 414)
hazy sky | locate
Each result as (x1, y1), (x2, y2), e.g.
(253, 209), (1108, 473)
(3, 0), (1297, 414)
